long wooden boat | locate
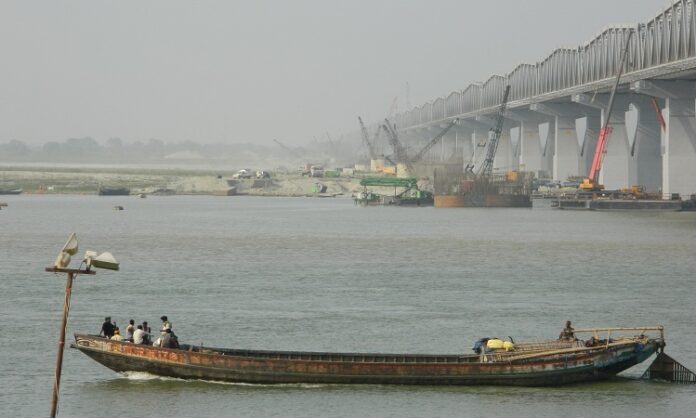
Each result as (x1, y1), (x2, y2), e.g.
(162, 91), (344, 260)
(71, 326), (664, 386)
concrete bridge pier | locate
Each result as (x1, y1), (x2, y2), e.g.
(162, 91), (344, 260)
(632, 80), (696, 197)
(451, 126), (473, 163)
(506, 109), (553, 176)
(531, 103), (589, 181)
(625, 98), (662, 192)
(441, 129), (459, 161)
(575, 115), (600, 177)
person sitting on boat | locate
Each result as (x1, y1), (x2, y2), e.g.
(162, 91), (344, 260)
(559, 320), (576, 341)
(142, 321), (152, 344)
(169, 329), (180, 349)
(100, 316), (115, 339)
(158, 329), (172, 348)
(126, 319), (136, 342)
(110, 328), (124, 341)
(133, 325), (146, 344)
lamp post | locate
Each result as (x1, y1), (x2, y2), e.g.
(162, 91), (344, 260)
(46, 233), (118, 418)
(46, 266), (95, 418)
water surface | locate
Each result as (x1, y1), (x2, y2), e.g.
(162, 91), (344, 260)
(1, 195), (695, 417)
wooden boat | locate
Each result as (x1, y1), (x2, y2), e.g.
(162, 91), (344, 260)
(71, 326), (664, 386)
(0, 187), (22, 195)
(98, 186), (130, 196)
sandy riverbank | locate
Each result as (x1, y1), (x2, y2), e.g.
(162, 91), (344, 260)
(0, 166), (364, 197)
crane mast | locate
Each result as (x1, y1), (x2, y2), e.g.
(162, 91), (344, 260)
(580, 30), (633, 191)
(381, 119), (411, 172)
(477, 85), (511, 178)
(358, 116), (378, 160)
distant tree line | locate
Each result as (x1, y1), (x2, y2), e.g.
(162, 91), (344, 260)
(0, 137), (279, 164)
(0, 136), (360, 166)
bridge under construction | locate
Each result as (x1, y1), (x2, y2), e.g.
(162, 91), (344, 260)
(356, 1), (696, 199)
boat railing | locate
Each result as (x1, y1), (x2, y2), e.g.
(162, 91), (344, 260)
(483, 326), (664, 363)
(573, 326), (664, 348)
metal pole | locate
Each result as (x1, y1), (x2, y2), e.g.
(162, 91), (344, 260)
(50, 271), (73, 418)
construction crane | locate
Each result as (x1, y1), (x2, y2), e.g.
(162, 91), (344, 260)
(381, 119), (411, 172)
(358, 116), (379, 160)
(381, 118), (459, 175)
(410, 118), (459, 164)
(273, 139), (304, 159)
(476, 85), (511, 178)
(579, 31), (633, 191)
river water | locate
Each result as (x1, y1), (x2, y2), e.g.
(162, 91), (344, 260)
(1, 195), (696, 417)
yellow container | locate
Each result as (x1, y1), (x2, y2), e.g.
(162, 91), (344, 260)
(486, 339), (505, 349)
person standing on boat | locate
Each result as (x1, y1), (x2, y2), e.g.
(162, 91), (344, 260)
(559, 320), (575, 341)
(160, 315), (171, 331)
(100, 316), (115, 339)
(126, 319), (136, 342)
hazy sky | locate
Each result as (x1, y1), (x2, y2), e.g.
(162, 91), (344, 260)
(0, 0), (667, 145)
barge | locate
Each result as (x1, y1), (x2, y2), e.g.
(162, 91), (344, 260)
(72, 326), (664, 386)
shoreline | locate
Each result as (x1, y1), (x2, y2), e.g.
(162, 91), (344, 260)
(0, 166), (363, 198)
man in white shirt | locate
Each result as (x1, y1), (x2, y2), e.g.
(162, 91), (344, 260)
(133, 325), (146, 344)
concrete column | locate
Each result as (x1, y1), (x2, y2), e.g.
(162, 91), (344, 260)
(626, 101), (661, 192)
(554, 117), (579, 181)
(453, 127), (472, 164)
(531, 103), (592, 181)
(632, 80), (696, 197)
(575, 116), (600, 176)
(506, 108), (555, 177)
(494, 128), (514, 172)
(599, 107), (629, 190)
(663, 98), (696, 197)
(538, 121), (554, 178)
(517, 121), (542, 174)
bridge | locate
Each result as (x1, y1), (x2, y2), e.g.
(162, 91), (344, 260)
(379, 0), (696, 198)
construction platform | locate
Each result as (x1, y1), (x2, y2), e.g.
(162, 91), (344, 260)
(554, 199), (683, 211)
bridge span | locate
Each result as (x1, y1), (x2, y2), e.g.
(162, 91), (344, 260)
(386, 0), (696, 197)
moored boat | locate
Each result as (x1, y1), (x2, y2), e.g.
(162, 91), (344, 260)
(72, 326), (664, 386)
(98, 186), (130, 196)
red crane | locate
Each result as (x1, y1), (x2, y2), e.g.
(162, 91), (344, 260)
(580, 31), (633, 191)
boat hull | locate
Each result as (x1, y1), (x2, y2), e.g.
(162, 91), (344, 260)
(98, 187), (130, 196)
(71, 334), (658, 386)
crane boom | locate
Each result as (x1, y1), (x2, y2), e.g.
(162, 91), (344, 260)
(411, 118), (459, 163)
(582, 30), (633, 191)
(381, 120), (409, 164)
(273, 139), (303, 159)
(477, 85), (511, 178)
(358, 116), (378, 160)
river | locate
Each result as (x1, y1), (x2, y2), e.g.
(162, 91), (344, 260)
(1, 195), (695, 417)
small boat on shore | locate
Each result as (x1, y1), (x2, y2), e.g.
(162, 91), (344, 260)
(72, 326), (665, 386)
(0, 187), (22, 195)
(98, 187), (130, 196)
